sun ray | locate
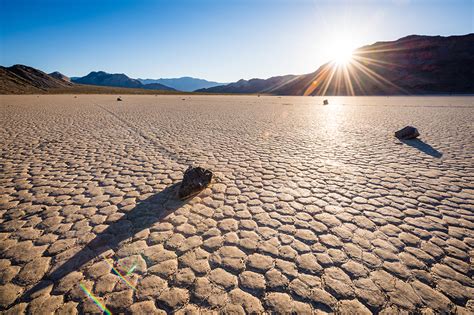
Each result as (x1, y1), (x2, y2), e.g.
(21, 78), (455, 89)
(266, 74), (304, 94)
(342, 63), (355, 96)
(303, 64), (333, 96)
(321, 62), (339, 96)
(302, 34), (411, 97)
(350, 58), (408, 94)
(353, 54), (400, 68)
(346, 62), (367, 95)
(356, 47), (408, 54)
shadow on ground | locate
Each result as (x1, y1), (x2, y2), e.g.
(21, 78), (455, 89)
(20, 182), (189, 302)
(402, 139), (443, 158)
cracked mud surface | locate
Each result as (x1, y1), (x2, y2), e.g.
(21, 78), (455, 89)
(1, 95), (473, 314)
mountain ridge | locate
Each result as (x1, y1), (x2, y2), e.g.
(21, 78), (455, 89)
(198, 33), (474, 95)
(0, 66), (181, 94)
(72, 71), (175, 91)
(48, 71), (71, 83)
(196, 75), (298, 94)
(0, 65), (73, 94)
(138, 77), (226, 92)
(2, 33), (473, 95)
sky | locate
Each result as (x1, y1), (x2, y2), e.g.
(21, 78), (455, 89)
(0, 0), (473, 82)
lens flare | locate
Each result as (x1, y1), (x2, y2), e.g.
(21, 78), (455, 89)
(79, 283), (112, 315)
(304, 40), (407, 96)
(105, 258), (137, 290)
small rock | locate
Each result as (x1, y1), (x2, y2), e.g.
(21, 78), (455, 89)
(395, 126), (419, 140)
(117, 97), (122, 101)
(178, 166), (213, 200)
(323, 99), (329, 105)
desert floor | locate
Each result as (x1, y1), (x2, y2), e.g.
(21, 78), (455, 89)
(0, 95), (473, 314)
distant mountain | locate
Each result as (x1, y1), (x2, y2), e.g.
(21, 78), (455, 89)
(49, 71), (70, 82)
(199, 34), (474, 95)
(72, 71), (175, 91)
(142, 83), (176, 90)
(196, 75), (298, 94)
(0, 64), (73, 94)
(138, 77), (226, 92)
(0, 65), (182, 94)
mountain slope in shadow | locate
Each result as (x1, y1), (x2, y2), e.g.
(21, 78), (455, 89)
(0, 65), (73, 94)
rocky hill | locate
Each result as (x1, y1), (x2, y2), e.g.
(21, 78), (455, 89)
(196, 75), (297, 94)
(72, 71), (175, 91)
(0, 65), (182, 94)
(139, 77), (226, 92)
(0, 65), (73, 94)
(48, 71), (71, 82)
(199, 34), (474, 95)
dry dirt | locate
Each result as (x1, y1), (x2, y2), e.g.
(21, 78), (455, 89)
(1, 95), (473, 314)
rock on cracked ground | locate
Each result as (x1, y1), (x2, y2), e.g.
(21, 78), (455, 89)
(0, 95), (473, 314)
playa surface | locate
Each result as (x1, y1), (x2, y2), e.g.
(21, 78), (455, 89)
(1, 95), (473, 314)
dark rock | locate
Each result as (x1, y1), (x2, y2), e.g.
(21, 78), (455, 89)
(178, 166), (213, 200)
(323, 99), (329, 105)
(395, 126), (420, 140)
(117, 97), (122, 101)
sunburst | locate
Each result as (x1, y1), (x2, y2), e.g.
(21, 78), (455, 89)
(332, 43), (354, 66)
(304, 39), (407, 96)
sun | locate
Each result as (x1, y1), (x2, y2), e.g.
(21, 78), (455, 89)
(331, 41), (355, 66)
(334, 49), (354, 65)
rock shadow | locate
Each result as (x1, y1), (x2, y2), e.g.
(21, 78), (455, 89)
(401, 139), (443, 158)
(20, 182), (190, 302)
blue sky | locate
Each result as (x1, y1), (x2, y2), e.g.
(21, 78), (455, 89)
(1, 0), (472, 82)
